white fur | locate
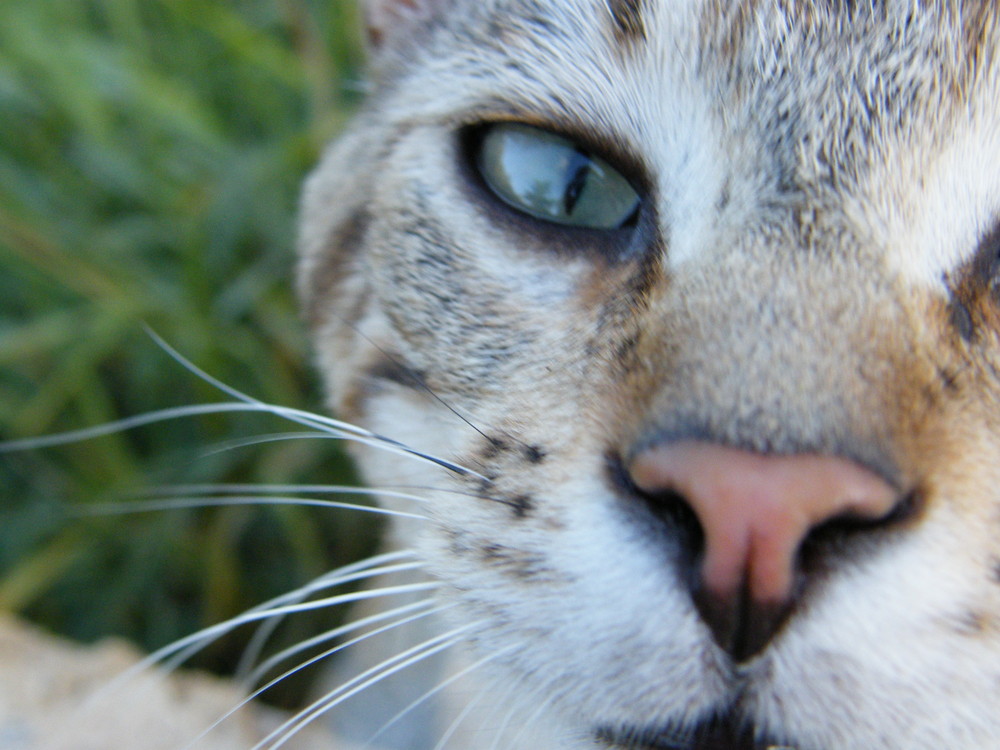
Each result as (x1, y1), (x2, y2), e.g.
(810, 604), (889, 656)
(299, 1), (1000, 747)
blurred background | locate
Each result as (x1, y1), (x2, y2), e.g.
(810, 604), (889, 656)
(0, 0), (374, 708)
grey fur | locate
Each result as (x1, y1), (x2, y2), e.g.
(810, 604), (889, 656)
(299, 2), (1000, 747)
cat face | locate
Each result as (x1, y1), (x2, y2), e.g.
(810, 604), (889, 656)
(299, 1), (1000, 747)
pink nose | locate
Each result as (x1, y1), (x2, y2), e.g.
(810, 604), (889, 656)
(629, 441), (898, 659)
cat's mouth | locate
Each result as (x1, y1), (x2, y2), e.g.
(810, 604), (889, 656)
(595, 715), (802, 750)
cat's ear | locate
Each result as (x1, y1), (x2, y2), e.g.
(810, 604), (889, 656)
(362, 0), (449, 50)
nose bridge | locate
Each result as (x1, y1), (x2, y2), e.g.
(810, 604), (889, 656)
(636, 241), (904, 466)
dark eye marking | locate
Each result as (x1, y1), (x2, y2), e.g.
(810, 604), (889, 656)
(990, 558), (1000, 585)
(945, 218), (1000, 342)
(973, 219), (1000, 288)
(948, 295), (976, 342)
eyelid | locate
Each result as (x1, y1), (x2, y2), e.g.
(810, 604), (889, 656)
(470, 122), (642, 230)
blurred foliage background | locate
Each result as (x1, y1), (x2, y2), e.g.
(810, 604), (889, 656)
(0, 0), (375, 707)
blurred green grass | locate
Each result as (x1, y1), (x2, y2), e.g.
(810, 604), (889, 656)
(0, 0), (374, 706)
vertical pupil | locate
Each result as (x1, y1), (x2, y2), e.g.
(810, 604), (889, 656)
(562, 149), (591, 215)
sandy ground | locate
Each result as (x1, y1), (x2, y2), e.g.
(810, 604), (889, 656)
(0, 615), (337, 750)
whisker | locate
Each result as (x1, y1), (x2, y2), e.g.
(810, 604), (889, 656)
(243, 598), (447, 688)
(164, 481), (522, 510)
(232, 552), (431, 681)
(196, 429), (483, 476)
(77, 482), (436, 685)
(2, 335), (490, 517)
(430, 679), (492, 750)
(146, 328), (489, 480)
(0, 402), (309, 452)
(77, 495), (428, 522)
(182, 599), (452, 749)
(295, 550), (418, 590)
(489, 676), (545, 750)
(89, 553), (427, 699)
(146, 481), (534, 517)
(335, 316), (547, 461)
(333, 319), (496, 443)
(365, 642), (518, 747)
(261, 621), (483, 750)
(0, 398), (485, 480)
(161, 578), (437, 674)
(505, 689), (559, 749)
(141, 482), (429, 497)
(142, 482), (434, 505)
(199, 430), (358, 455)
(144, 326), (269, 407)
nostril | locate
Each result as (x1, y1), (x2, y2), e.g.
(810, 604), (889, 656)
(640, 487), (707, 591)
(800, 487), (922, 569)
(622, 441), (903, 662)
(617, 461), (791, 662)
(608, 452), (706, 569)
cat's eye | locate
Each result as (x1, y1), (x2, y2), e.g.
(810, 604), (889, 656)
(475, 123), (640, 230)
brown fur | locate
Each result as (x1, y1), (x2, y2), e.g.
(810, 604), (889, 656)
(298, 1), (1000, 747)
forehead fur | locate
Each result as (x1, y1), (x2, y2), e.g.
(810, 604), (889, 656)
(444, 1), (998, 243)
(694, 1), (998, 131)
(306, 0), (1000, 321)
(379, 0), (999, 149)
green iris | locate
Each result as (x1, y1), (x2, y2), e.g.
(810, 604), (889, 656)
(476, 123), (640, 229)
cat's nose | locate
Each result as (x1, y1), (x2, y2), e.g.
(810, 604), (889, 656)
(628, 441), (899, 662)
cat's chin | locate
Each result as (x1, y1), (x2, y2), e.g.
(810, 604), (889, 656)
(595, 715), (799, 750)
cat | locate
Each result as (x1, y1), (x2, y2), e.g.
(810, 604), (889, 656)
(294, 0), (1000, 748)
(10, 0), (996, 748)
